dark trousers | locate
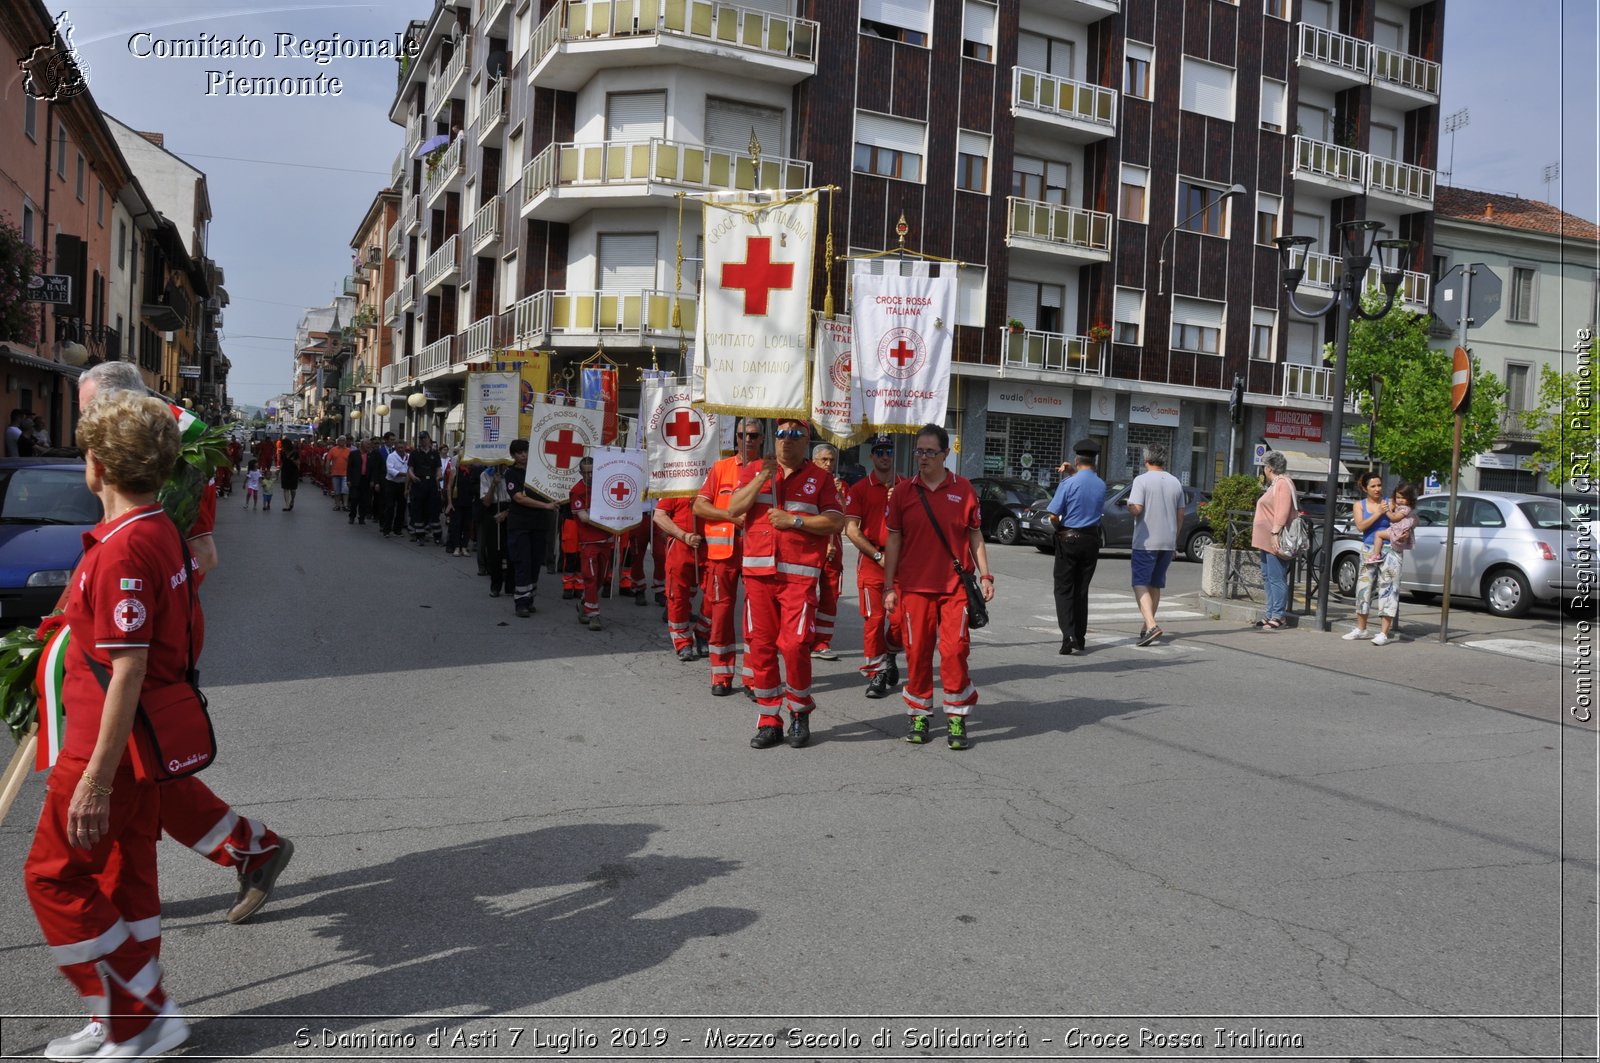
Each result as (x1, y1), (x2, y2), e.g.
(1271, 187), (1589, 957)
(347, 479), (371, 523)
(1052, 531), (1100, 647)
(445, 499), (472, 551)
(381, 480), (407, 535)
(481, 508), (510, 593)
(508, 525), (549, 610)
(410, 482), (442, 541)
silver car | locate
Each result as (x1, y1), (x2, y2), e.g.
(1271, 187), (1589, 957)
(1330, 491), (1596, 618)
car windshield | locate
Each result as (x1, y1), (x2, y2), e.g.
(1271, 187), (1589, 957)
(1012, 481), (1051, 505)
(1517, 499), (1569, 530)
(0, 467), (101, 525)
(1556, 497), (1597, 525)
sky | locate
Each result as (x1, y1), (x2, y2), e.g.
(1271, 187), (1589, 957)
(37, 0), (1600, 409)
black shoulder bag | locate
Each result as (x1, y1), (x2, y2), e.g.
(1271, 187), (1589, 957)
(913, 483), (990, 629)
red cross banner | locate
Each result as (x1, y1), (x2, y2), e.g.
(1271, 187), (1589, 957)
(701, 190), (817, 418)
(811, 314), (865, 448)
(640, 372), (725, 498)
(589, 446), (649, 534)
(851, 260), (957, 434)
(525, 397), (605, 502)
(463, 372), (519, 464)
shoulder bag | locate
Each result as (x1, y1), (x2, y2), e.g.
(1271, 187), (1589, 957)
(913, 483), (990, 629)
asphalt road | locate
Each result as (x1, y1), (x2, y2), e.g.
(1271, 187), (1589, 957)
(0, 495), (1593, 1061)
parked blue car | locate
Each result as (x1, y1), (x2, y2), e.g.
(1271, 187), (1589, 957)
(0, 459), (101, 622)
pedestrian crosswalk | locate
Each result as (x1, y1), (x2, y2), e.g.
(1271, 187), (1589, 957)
(1461, 638), (1564, 666)
(1031, 592), (1208, 626)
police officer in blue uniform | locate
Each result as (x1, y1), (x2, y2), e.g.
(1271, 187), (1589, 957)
(1046, 440), (1108, 655)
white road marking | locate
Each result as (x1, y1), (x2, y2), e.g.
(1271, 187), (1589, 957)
(1461, 638), (1564, 666)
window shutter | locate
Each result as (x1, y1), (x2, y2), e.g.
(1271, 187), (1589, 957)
(1115, 287), (1144, 323)
(737, 0), (790, 13)
(606, 91), (666, 141)
(1170, 296), (1223, 328)
(958, 267), (986, 327)
(854, 111), (925, 154)
(706, 98), (784, 154)
(1260, 79), (1286, 129)
(1006, 280), (1038, 330)
(1180, 58), (1234, 121)
(965, 2), (997, 49)
(1017, 30), (1049, 71)
(861, 0), (931, 34)
(597, 233), (658, 292)
(957, 130), (989, 158)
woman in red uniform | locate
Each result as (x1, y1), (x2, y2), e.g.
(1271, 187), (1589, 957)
(25, 393), (192, 1061)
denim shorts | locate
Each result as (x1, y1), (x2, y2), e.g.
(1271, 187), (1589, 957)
(332, 475), (348, 495)
(1130, 549), (1175, 589)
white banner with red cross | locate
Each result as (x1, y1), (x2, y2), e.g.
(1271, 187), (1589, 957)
(640, 372), (724, 498)
(525, 397), (605, 502)
(811, 314), (865, 448)
(589, 446), (649, 534)
(851, 261), (956, 434)
(700, 190), (816, 419)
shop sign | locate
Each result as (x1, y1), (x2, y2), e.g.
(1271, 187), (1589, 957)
(1265, 408), (1325, 442)
(989, 382), (1071, 418)
(1128, 396), (1180, 428)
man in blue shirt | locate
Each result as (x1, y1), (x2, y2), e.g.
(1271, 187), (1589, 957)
(1045, 441), (1107, 655)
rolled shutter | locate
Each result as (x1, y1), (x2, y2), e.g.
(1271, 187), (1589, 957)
(965, 2), (998, 51)
(705, 98), (784, 154)
(1260, 79), (1286, 129)
(1006, 280), (1038, 330)
(861, 0), (931, 34)
(606, 91), (666, 141)
(1115, 287), (1143, 324)
(1180, 58), (1234, 121)
(597, 233), (658, 292)
(1170, 296), (1223, 328)
(854, 111), (924, 154)
(1017, 31), (1048, 72)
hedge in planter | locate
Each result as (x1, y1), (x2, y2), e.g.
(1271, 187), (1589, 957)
(1198, 474), (1262, 549)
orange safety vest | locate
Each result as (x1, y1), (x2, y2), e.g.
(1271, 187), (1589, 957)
(697, 454), (753, 562)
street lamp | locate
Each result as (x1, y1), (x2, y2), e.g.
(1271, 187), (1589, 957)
(1157, 183), (1248, 296)
(1274, 221), (1414, 632)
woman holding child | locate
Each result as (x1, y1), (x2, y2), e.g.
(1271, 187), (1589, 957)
(1343, 473), (1417, 646)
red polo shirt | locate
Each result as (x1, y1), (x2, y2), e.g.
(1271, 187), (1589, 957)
(886, 473), (980, 596)
(736, 459), (843, 581)
(61, 506), (199, 762)
(568, 480), (615, 545)
(846, 472), (907, 582)
(658, 496), (707, 563)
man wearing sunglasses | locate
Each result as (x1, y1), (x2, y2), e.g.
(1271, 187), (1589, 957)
(693, 418), (767, 697)
(845, 435), (907, 697)
(724, 418), (846, 749)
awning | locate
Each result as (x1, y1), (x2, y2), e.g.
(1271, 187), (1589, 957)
(1269, 442), (1350, 482)
(0, 345), (84, 379)
(443, 404), (464, 430)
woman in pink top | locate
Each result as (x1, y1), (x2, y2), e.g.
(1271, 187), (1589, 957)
(1251, 451), (1298, 629)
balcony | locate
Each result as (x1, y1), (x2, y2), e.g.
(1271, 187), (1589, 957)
(530, 0), (818, 92)
(1291, 135), (1364, 193)
(421, 234), (460, 292)
(391, 148), (406, 187)
(387, 217), (404, 258)
(380, 362), (397, 389)
(405, 112), (423, 158)
(1366, 155), (1435, 206)
(394, 354), (416, 383)
(467, 194), (503, 254)
(383, 288), (401, 324)
(1372, 46), (1440, 105)
(401, 193), (419, 235)
(422, 136), (464, 209)
(142, 283), (191, 331)
(462, 314), (496, 362)
(398, 274), (417, 312)
(419, 335), (456, 377)
(1028, 0), (1119, 21)
(430, 41), (470, 123)
(1004, 197), (1112, 263)
(479, 0), (513, 30)
(1296, 23), (1371, 89)
(522, 138), (810, 222)
(477, 77), (508, 142)
(510, 288), (697, 347)
(1297, 250), (1433, 313)
(1011, 67), (1116, 143)
(1283, 363), (1334, 403)
(1001, 329), (1106, 376)
(1498, 410), (1537, 442)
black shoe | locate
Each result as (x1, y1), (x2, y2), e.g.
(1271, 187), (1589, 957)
(1073, 638), (1086, 654)
(358, 520), (365, 525)
(711, 682), (735, 697)
(786, 712), (810, 748)
(655, 592), (668, 605)
(1059, 639), (1074, 656)
(677, 646), (697, 663)
(562, 589), (577, 600)
(865, 671), (893, 699)
(885, 656), (900, 687)
(490, 589), (502, 598)
(515, 605), (532, 618)
(694, 636), (709, 659)
(634, 591), (649, 607)
(750, 725), (784, 749)
(743, 686), (756, 702)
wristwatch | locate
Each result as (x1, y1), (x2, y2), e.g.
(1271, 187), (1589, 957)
(792, 514), (803, 529)
(873, 551), (884, 563)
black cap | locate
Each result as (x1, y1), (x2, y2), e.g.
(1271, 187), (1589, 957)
(1073, 439), (1100, 460)
(868, 434), (895, 450)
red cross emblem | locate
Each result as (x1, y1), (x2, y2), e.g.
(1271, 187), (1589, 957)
(664, 408), (703, 450)
(878, 327), (925, 380)
(888, 340), (916, 368)
(721, 236), (795, 316)
(608, 478), (634, 505)
(543, 428), (584, 469)
(112, 597), (147, 633)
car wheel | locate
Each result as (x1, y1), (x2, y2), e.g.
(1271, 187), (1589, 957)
(1334, 553), (1359, 597)
(1183, 528), (1214, 563)
(1482, 566), (1534, 618)
(1409, 590), (1440, 604)
(994, 515), (1021, 546)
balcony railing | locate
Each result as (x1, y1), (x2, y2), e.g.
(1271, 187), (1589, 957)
(1006, 197), (1113, 254)
(1297, 22), (1371, 78)
(422, 136), (464, 205)
(394, 354), (416, 382)
(640, 288), (696, 336)
(1498, 410), (1537, 442)
(510, 288), (697, 345)
(1299, 251), (1432, 309)
(398, 274), (417, 311)
(419, 335), (455, 375)
(387, 217), (403, 258)
(380, 362), (397, 389)
(523, 138), (810, 206)
(391, 148), (406, 187)
(401, 193), (419, 234)
(1366, 155), (1435, 204)
(467, 194), (502, 252)
(1283, 363), (1334, 403)
(383, 288), (401, 324)
(1001, 330), (1106, 375)
(477, 77), (507, 140)
(431, 41), (470, 120)
(462, 314), (496, 362)
(422, 234), (460, 289)
(1012, 67), (1116, 130)
(532, 0), (819, 71)
(1292, 135), (1365, 186)
(405, 113), (423, 157)
(1373, 45), (1441, 96)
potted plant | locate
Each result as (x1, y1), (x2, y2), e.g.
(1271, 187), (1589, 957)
(1087, 322), (1112, 344)
(1005, 318), (1024, 334)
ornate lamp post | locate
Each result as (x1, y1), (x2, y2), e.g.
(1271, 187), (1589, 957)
(1273, 221), (1414, 631)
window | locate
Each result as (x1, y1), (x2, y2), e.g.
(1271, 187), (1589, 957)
(1119, 165), (1148, 222)
(956, 130), (990, 193)
(1509, 266), (1537, 322)
(860, 0), (931, 47)
(1250, 308), (1276, 361)
(1303, 0), (1333, 28)
(1006, 278), (1064, 333)
(1431, 254), (1449, 280)
(606, 91), (666, 140)
(500, 252), (518, 311)
(513, 5), (530, 60)
(75, 153), (84, 200)
(1256, 193), (1281, 244)
(24, 94), (36, 140)
(97, 183), (104, 226)
(957, 266), (986, 327)
(1370, 122), (1398, 161)
(118, 221), (128, 271)
(1293, 210), (1324, 245)
(854, 111), (926, 182)
(597, 233), (657, 291)
(1170, 296), (1223, 353)
(962, 1), (997, 61)
(1264, 0), (1288, 18)
(1286, 321), (1320, 364)
(1180, 57), (1235, 121)
(706, 98), (783, 154)
(1505, 363), (1531, 411)
(57, 126), (66, 178)
(1012, 154), (1068, 204)
(1114, 287), (1144, 345)
(1374, 17), (1405, 51)
(1297, 102), (1329, 141)
(1260, 78), (1286, 132)
(1018, 31), (1073, 76)
(1124, 42), (1153, 99)
(1177, 180), (1231, 237)
(22, 203), (33, 249)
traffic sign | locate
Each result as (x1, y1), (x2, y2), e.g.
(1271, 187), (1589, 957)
(1253, 443), (1268, 466)
(25, 274), (71, 304)
(1425, 473), (1441, 492)
(1451, 346), (1473, 411)
(1432, 263), (1502, 329)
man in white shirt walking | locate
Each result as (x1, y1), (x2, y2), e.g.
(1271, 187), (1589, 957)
(1125, 444), (1186, 646)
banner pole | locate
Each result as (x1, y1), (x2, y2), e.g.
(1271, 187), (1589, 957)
(0, 728), (38, 829)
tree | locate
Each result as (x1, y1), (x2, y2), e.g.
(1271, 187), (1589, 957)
(1522, 339), (1599, 487)
(1339, 290), (1507, 486)
(0, 214), (40, 346)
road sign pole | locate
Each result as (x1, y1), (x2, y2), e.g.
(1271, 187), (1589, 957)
(1438, 266), (1473, 644)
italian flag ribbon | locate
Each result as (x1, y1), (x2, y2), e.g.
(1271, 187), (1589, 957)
(168, 405), (208, 445)
(34, 625), (69, 772)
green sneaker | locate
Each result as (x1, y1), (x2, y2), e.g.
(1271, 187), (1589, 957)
(905, 714), (930, 744)
(946, 715), (972, 751)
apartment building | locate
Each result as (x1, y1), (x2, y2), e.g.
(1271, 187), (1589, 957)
(377, 0), (1444, 482)
(1431, 187), (1600, 493)
(349, 190), (403, 431)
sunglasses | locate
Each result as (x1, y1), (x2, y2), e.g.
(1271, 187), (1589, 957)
(871, 447), (894, 455)
(774, 428), (807, 440)
(737, 431), (764, 438)
(913, 448), (944, 458)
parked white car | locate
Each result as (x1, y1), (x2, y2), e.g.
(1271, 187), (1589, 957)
(1330, 491), (1595, 618)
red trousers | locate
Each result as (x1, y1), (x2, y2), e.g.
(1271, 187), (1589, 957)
(744, 574), (816, 724)
(901, 590), (977, 716)
(25, 757), (169, 1043)
(580, 540), (613, 616)
(664, 545), (709, 652)
(160, 775), (283, 872)
(857, 579), (905, 676)
(703, 559), (742, 688)
(813, 563), (843, 650)
(621, 525), (648, 590)
(650, 523), (668, 594)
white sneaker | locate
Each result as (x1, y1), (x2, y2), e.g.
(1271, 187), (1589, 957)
(1371, 632), (1391, 646)
(91, 1004), (188, 1060)
(1342, 628), (1373, 641)
(46, 1021), (105, 1061)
